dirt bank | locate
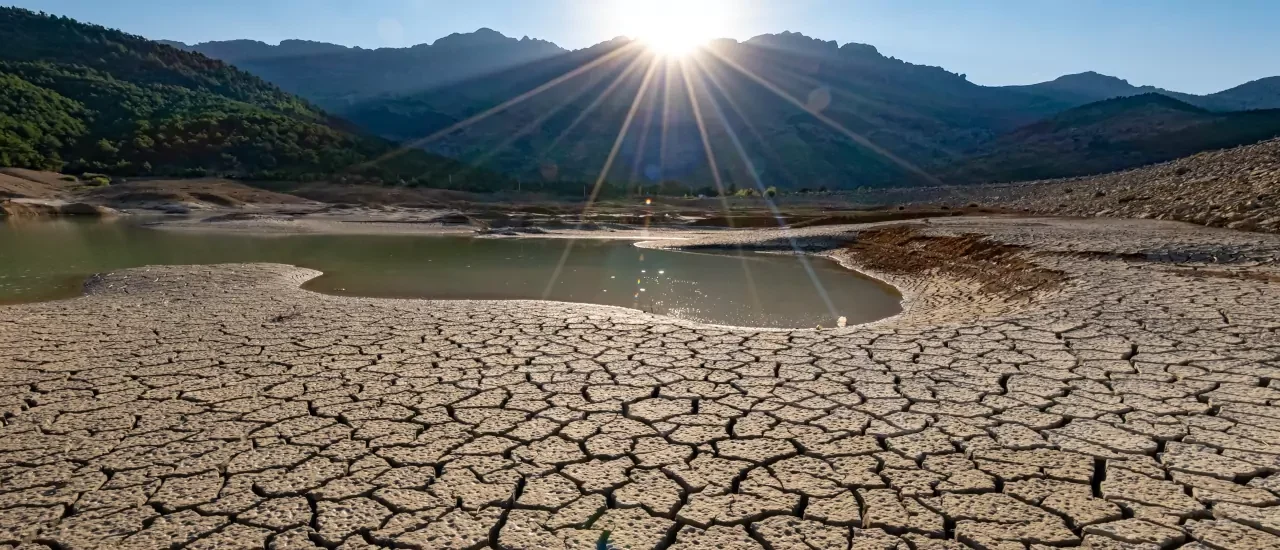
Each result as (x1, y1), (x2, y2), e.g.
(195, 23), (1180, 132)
(0, 198), (119, 218)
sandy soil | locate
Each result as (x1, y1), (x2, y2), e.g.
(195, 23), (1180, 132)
(84, 178), (318, 209)
(0, 168), (76, 199)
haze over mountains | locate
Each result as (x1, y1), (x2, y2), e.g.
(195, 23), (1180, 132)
(5, 8), (1280, 192)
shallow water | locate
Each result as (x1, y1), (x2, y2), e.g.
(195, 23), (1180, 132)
(0, 219), (901, 328)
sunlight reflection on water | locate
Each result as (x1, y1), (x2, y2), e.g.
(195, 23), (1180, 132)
(0, 219), (901, 328)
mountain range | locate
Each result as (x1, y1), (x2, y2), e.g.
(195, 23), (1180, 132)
(160, 30), (566, 108)
(943, 93), (1280, 183)
(1012, 71), (1280, 112)
(4, 9), (1280, 191)
(167, 29), (1280, 188)
(0, 8), (508, 190)
(169, 31), (1280, 114)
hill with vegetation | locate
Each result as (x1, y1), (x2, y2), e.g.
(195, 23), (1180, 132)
(330, 33), (1086, 191)
(1009, 72), (1280, 112)
(0, 8), (510, 191)
(941, 94), (1280, 183)
(297, 31), (1280, 190)
(9, 8), (1280, 193)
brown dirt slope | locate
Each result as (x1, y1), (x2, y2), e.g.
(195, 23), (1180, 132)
(81, 178), (314, 207)
(848, 226), (1065, 296)
(0, 168), (74, 199)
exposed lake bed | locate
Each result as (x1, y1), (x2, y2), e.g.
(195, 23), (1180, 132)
(5, 216), (1280, 549)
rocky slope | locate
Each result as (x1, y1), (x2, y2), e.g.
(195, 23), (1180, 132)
(859, 138), (1280, 233)
(991, 138), (1280, 232)
(942, 94), (1280, 183)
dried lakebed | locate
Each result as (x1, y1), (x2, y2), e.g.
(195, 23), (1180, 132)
(3, 217), (1280, 549)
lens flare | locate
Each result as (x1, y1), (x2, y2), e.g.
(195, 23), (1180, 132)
(605, 0), (733, 57)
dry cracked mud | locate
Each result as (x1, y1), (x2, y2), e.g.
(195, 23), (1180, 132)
(3, 217), (1280, 550)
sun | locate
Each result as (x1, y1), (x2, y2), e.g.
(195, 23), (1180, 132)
(641, 30), (706, 57)
(605, 0), (735, 57)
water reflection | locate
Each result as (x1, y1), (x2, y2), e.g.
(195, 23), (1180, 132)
(0, 219), (901, 327)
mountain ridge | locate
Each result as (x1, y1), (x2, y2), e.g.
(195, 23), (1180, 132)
(161, 29), (567, 107)
(9, 14), (1280, 191)
(0, 7), (508, 190)
(162, 28), (564, 59)
(319, 29), (1280, 189)
(942, 93), (1280, 183)
(171, 28), (1280, 118)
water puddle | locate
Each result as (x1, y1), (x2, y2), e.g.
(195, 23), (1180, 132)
(0, 219), (900, 327)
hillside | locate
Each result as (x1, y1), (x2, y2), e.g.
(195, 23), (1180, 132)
(943, 94), (1280, 182)
(165, 30), (566, 108)
(11, 10), (1280, 192)
(1206, 77), (1280, 111)
(331, 33), (1099, 190)
(297, 31), (1280, 190)
(1009, 72), (1280, 112)
(973, 138), (1280, 233)
(0, 8), (508, 190)
(144, 25), (1280, 191)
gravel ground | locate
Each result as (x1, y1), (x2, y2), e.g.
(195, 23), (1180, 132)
(843, 138), (1280, 234)
(3, 217), (1280, 549)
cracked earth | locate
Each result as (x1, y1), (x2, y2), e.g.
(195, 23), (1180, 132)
(3, 217), (1280, 550)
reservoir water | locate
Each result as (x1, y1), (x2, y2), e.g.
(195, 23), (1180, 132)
(0, 219), (901, 328)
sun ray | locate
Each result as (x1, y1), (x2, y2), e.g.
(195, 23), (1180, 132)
(658, 59), (677, 187)
(544, 50), (653, 155)
(704, 48), (944, 186)
(358, 40), (644, 170)
(737, 57), (971, 165)
(678, 61), (725, 197)
(459, 53), (651, 180)
(693, 55), (803, 189)
(686, 56), (842, 322)
(626, 77), (660, 193)
(676, 59), (769, 315)
(541, 57), (661, 299)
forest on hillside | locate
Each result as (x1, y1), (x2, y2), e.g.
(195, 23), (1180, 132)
(0, 8), (512, 191)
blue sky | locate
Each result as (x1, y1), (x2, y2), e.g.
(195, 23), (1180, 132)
(12, 0), (1280, 94)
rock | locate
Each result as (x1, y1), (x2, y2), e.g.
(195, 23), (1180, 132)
(1185, 519), (1280, 550)
(1084, 519), (1186, 547)
(60, 202), (119, 216)
(0, 199), (118, 217)
(906, 137), (1280, 234)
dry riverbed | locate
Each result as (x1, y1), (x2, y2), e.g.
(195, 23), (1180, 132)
(4, 216), (1280, 549)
